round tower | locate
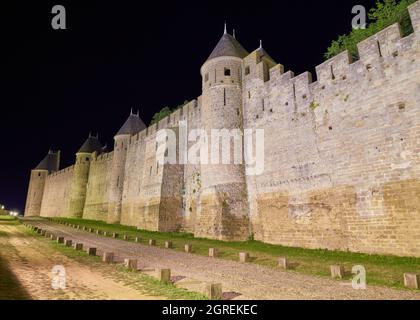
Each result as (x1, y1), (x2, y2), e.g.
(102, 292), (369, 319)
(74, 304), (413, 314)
(24, 150), (60, 217)
(68, 134), (102, 218)
(197, 27), (250, 241)
(107, 110), (146, 224)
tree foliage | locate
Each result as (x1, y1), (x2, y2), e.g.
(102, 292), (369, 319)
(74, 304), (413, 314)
(150, 100), (189, 125)
(325, 0), (415, 60)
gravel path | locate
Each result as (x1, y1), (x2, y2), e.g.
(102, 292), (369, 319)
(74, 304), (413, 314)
(0, 223), (165, 300)
(30, 220), (420, 300)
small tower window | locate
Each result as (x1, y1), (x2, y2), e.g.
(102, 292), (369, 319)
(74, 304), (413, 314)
(245, 66), (250, 75)
(224, 68), (231, 76)
(204, 73), (209, 82)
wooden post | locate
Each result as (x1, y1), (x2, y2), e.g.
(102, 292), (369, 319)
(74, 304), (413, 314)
(156, 269), (171, 284)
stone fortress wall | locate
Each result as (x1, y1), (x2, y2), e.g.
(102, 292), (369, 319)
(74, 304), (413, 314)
(25, 1), (420, 257)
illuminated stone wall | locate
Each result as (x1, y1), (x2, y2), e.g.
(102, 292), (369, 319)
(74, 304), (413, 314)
(29, 1), (420, 257)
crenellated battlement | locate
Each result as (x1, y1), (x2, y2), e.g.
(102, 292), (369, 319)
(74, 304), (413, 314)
(243, 3), (420, 121)
(92, 151), (113, 163)
(126, 99), (202, 144)
(47, 165), (74, 178)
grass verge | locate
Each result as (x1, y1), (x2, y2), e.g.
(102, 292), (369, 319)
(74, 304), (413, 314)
(48, 217), (420, 291)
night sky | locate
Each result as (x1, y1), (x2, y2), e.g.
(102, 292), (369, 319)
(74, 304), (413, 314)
(0, 0), (376, 212)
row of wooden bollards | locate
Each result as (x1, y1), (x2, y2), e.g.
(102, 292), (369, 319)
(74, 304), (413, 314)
(33, 222), (420, 291)
(23, 223), (224, 299)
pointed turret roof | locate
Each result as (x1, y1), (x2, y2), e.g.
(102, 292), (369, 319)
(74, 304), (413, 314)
(35, 150), (60, 172)
(77, 134), (103, 154)
(256, 41), (277, 65)
(206, 28), (249, 62)
(116, 110), (146, 136)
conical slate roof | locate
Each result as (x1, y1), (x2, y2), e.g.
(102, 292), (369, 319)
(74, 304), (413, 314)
(256, 46), (277, 65)
(116, 113), (146, 136)
(77, 135), (103, 154)
(35, 151), (60, 172)
(207, 32), (249, 61)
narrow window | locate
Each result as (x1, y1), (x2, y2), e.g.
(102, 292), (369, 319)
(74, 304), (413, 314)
(117, 176), (119, 187)
(214, 69), (216, 82)
(156, 163), (159, 174)
(223, 88), (226, 106)
(205, 73), (209, 82)
(377, 41), (382, 57)
(330, 65), (335, 80)
(292, 84), (296, 100)
(262, 99), (265, 111)
(245, 66), (250, 75)
(224, 68), (231, 76)
(248, 91), (251, 99)
(150, 166), (152, 176)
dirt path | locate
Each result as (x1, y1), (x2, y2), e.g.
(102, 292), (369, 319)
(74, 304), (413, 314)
(30, 221), (420, 300)
(0, 224), (165, 300)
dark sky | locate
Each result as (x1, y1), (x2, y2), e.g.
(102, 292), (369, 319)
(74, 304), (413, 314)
(0, 0), (376, 212)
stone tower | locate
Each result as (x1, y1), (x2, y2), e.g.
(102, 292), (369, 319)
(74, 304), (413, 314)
(68, 134), (102, 218)
(107, 111), (146, 224)
(197, 27), (251, 240)
(24, 150), (60, 217)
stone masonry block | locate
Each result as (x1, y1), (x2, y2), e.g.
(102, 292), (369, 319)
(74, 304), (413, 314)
(209, 248), (218, 258)
(103, 252), (114, 264)
(124, 259), (138, 270)
(404, 273), (419, 289)
(278, 257), (290, 269)
(204, 283), (223, 300)
(330, 265), (345, 279)
(239, 252), (250, 263)
(156, 269), (171, 284)
(185, 244), (193, 253)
